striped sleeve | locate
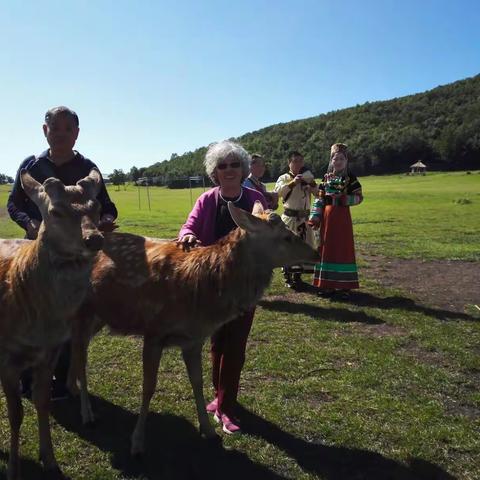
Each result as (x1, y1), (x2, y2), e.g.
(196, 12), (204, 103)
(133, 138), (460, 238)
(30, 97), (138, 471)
(309, 197), (325, 220)
(341, 193), (363, 206)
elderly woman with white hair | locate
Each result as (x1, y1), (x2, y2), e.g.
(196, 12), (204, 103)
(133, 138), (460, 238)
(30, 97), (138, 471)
(178, 140), (267, 434)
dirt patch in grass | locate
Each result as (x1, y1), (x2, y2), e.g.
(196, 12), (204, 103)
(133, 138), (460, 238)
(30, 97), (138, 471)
(347, 323), (406, 338)
(396, 342), (480, 420)
(398, 341), (451, 368)
(360, 253), (480, 313)
(303, 391), (335, 408)
(443, 398), (480, 420)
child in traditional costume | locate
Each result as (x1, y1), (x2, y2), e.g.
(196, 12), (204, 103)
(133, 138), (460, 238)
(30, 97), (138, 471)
(309, 143), (363, 297)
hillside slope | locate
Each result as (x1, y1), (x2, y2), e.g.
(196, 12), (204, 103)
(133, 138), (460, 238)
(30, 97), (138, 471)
(144, 74), (480, 179)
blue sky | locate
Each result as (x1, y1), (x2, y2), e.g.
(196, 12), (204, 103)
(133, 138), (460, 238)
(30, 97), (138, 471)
(0, 0), (478, 177)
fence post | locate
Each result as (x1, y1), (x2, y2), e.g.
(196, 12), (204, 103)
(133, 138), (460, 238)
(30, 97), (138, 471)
(146, 183), (151, 211)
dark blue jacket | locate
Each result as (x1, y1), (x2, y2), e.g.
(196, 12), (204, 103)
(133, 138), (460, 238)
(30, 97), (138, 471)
(7, 150), (117, 231)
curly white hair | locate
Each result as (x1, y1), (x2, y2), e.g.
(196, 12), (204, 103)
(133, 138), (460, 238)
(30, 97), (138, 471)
(204, 140), (250, 185)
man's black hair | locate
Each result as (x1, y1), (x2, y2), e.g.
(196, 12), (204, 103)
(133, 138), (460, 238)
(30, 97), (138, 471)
(288, 150), (303, 160)
(44, 106), (79, 127)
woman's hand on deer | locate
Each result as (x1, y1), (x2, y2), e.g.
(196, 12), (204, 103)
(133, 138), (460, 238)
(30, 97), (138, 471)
(178, 234), (201, 251)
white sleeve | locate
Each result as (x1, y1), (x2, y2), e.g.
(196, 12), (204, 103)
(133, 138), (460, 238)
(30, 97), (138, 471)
(274, 174), (293, 199)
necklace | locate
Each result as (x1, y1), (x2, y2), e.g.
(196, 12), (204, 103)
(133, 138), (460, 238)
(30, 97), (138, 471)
(219, 188), (243, 203)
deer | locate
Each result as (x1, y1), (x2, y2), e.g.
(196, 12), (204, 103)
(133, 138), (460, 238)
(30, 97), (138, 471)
(67, 201), (319, 456)
(0, 169), (103, 480)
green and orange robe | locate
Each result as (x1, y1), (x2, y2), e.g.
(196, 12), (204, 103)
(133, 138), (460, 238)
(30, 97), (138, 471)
(309, 173), (363, 290)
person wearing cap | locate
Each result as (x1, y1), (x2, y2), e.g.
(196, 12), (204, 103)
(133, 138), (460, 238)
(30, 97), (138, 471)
(242, 154), (278, 210)
(308, 143), (363, 298)
(274, 151), (318, 289)
(7, 105), (118, 400)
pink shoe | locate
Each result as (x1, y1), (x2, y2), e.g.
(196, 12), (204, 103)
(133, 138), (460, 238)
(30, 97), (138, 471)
(213, 410), (241, 435)
(206, 397), (218, 414)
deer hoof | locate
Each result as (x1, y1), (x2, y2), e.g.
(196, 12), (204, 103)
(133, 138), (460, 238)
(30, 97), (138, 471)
(81, 407), (96, 426)
(131, 451), (144, 463)
(130, 439), (144, 458)
(84, 418), (97, 429)
(130, 446), (144, 460)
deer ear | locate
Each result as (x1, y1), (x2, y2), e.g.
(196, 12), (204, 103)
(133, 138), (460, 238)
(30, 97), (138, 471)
(20, 170), (43, 205)
(43, 177), (66, 201)
(77, 169), (102, 198)
(228, 202), (265, 233)
(251, 201), (265, 217)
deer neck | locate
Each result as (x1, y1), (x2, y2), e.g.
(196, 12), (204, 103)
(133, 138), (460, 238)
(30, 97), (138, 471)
(199, 229), (273, 326)
(7, 233), (94, 346)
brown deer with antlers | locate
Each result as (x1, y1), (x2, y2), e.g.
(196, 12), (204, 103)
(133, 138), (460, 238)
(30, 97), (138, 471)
(67, 201), (318, 456)
(0, 170), (103, 480)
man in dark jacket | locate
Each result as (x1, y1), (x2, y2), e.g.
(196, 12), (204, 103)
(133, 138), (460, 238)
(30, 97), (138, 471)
(8, 106), (117, 238)
(7, 106), (118, 399)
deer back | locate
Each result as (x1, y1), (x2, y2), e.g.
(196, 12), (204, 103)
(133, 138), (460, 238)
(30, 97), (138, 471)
(79, 205), (318, 347)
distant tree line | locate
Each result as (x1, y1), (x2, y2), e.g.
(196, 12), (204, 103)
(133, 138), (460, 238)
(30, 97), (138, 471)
(125, 74), (480, 182)
(0, 174), (14, 185)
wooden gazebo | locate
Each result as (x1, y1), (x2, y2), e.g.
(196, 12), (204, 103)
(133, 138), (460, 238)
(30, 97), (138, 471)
(410, 160), (427, 175)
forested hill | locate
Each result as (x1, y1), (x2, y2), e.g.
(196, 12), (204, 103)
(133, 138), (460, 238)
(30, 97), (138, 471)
(143, 74), (480, 180)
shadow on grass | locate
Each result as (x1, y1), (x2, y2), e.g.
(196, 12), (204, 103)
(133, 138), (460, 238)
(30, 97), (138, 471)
(48, 395), (286, 480)
(237, 405), (457, 480)
(261, 290), (476, 324)
(259, 298), (385, 325)
(0, 451), (46, 480)
(0, 398), (458, 480)
(340, 291), (477, 323)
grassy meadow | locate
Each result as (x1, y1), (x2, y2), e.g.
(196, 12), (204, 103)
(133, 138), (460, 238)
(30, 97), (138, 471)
(0, 171), (479, 480)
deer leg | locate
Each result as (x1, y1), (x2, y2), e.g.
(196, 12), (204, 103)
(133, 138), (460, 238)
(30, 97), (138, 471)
(65, 341), (79, 397)
(182, 343), (218, 439)
(32, 348), (65, 478)
(0, 365), (23, 480)
(69, 331), (95, 425)
(67, 312), (93, 397)
(131, 337), (163, 457)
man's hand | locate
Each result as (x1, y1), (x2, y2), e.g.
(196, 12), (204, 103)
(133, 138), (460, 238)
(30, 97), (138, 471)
(293, 175), (303, 185)
(177, 234), (201, 252)
(26, 219), (41, 239)
(309, 217), (322, 230)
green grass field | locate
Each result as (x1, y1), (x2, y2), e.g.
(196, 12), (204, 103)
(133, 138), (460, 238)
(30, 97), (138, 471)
(0, 172), (479, 479)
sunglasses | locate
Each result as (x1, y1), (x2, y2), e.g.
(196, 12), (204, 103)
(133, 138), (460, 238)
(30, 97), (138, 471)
(217, 161), (241, 170)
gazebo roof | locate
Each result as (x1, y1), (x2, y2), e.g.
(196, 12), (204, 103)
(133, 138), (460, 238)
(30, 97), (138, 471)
(410, 161), (427, 168)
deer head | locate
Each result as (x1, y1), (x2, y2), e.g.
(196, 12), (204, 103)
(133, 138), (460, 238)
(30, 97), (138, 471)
(20, 169), (104, 258)
(228, 201), (319, 267)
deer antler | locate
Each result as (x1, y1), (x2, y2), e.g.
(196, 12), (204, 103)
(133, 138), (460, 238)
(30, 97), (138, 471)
(77, 169), (102, 198)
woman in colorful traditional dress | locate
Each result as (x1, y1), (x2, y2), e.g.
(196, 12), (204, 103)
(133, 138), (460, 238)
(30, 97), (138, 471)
(274, 151), (318, 288)
(308, 143), (363, 298)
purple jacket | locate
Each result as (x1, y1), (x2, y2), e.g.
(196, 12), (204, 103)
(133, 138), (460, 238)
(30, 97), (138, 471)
(178, 186), (268, 246)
